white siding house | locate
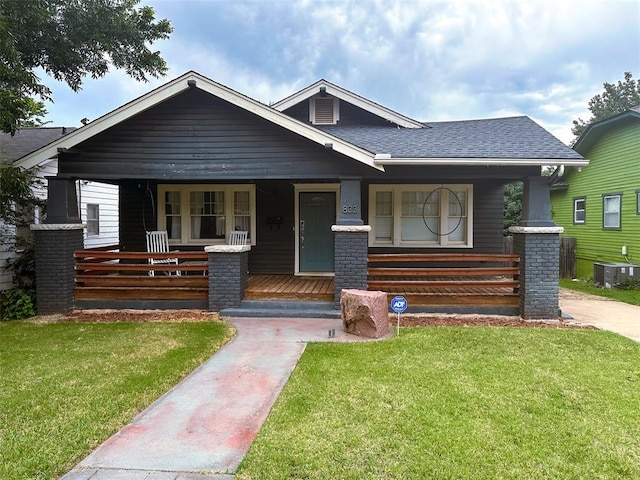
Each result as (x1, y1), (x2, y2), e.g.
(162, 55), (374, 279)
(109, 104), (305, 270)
(0, 127), (119, 290)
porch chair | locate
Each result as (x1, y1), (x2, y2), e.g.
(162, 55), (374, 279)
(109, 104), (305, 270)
(228, 230), (248, 245)
(146, 230), (180, 276)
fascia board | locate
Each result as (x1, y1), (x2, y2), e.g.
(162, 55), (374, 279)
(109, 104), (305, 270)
(273, 80), (423, 129)
(375, 157), (590, 167)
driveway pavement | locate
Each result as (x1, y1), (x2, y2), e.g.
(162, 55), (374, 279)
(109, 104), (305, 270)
(559, 288), (640, 342)
(61, 317), (391, 480)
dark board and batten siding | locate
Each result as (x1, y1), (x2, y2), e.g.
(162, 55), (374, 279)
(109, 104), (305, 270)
(58, 89), (371, 181)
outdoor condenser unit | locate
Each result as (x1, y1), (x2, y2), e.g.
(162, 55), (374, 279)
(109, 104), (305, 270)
(593, 263), (639, 288)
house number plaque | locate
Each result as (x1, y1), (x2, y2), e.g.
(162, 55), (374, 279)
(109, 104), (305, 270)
(342, 205), (358, 214)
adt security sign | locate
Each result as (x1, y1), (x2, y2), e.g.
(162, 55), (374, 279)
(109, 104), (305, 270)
(391, 296), (407, 313)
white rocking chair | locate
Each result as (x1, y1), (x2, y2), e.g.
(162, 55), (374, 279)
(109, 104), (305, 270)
(228, 230), (248, 245)
(146, 230), (180, 276)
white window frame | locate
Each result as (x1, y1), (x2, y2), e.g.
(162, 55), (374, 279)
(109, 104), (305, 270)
(309, 96), (340, 125)
(603, 193), (621, 230)
(157, 184), (256, 245)
(368, 184), (473, 248)
(573, 197), (585, 224)
(86, 204), (100, 236)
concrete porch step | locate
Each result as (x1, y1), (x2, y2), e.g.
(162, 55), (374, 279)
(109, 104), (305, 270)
(220, 300), (342, 319)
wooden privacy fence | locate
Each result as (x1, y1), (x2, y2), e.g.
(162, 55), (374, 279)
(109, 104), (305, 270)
(74, 246), (209, 302)
(559, 237), (576, 279)
(368, 253), (520, 308)
(503, 235), (576, 278)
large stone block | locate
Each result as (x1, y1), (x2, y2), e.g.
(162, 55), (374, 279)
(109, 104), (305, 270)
(340, 289), (389, 339)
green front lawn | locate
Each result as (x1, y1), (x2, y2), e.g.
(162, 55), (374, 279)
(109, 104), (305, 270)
(238, 327), (640, 479)
(0, 319), (234, 480)
(560, 278), (640, 306)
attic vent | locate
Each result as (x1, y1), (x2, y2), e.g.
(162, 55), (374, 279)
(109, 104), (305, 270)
(310, 97), (339, 125)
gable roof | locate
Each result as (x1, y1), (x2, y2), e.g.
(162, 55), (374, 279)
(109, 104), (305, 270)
(272, 79), (424, 129)
(0, 127), (76, 163)
(14, 71), (383, 172)
(12, 71), (586, 171)
(573, 106), (640, 154)
(320, 116), (586, 166)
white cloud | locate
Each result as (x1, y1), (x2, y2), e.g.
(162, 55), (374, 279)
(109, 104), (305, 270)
(37, 0), (639, 145)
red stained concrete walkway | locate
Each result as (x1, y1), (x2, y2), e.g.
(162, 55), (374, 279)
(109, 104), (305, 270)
(61, 317), (390, 480)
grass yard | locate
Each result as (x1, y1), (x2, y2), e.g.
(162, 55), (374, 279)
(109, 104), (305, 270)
(237, 327), (640, 480)
(560, 278), (640, 306)
(0, 318), (234, 480)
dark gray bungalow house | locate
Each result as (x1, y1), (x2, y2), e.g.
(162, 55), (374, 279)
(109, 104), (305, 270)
(15, 71), (587, 318)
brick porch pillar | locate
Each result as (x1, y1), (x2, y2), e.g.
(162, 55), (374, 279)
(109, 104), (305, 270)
(31, 177), (84, 315)
(332, 226), (371, 307)
(509, 176), (563, 319)
(206, 245), (250, 310)
(332, 178), (369, 307)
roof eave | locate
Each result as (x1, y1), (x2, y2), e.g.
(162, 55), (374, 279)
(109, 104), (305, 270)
(574, 110), (640, 153)
(374, 156), (590, 167)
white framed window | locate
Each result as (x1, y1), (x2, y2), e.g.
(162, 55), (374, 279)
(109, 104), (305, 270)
(369, 184), (473, 247)
(309, 96), (340, 125)
(158, 184), (256, 245)
(86, 204), (100, 236)
(573, 197), (585, 224)
(603, 193), (621, 229)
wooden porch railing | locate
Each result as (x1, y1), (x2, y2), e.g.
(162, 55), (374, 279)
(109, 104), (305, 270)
(74, 246), (209, 301)
(368, 253), (520, 307)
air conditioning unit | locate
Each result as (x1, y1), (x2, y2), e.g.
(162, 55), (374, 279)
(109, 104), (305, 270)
(593, 263), (639, 288)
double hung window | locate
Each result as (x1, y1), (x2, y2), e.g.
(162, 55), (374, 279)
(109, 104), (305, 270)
(86, 204), (100, 236)
(158, 185), (255, 244)
(602, 194), (621, 229)
(573, 197), (585, 224)
(369, 184), (473, 247)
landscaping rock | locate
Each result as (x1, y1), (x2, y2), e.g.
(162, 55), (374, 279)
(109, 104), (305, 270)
(340, 289), (389, 338)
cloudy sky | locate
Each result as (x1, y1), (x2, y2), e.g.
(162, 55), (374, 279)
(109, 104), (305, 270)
(40, 0), (640, 145)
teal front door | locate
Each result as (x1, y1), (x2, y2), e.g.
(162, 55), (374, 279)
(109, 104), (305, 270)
(299, 192), (336, 272)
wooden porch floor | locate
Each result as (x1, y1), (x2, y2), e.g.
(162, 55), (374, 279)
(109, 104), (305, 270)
(245, 274), (518, 307)
(245, 275), (335, 302)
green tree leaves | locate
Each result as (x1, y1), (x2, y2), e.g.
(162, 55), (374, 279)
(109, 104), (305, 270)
(571, 72), (640, 143)
(0, 0), (172, 135)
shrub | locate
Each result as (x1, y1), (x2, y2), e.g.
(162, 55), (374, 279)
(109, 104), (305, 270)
(1, 288), (36, 321)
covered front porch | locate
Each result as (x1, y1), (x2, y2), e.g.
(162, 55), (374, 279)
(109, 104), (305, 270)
(72, 246), (521, 315)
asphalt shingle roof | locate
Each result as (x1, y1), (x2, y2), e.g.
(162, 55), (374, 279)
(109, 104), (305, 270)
(0, 127), (76, 162)
(319, 116), (583, 160)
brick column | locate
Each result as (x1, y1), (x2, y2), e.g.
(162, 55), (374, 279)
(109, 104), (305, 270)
(31, 224), (84, 315)
(205, 245), (250, 310)
(332, 225), (371, 307)
(510, 227), (564, 319)
(509, 176), (563, 319)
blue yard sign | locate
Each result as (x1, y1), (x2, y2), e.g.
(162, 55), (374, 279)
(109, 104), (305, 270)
(391, 295), (407, 336)
(391, 295), (407, 313)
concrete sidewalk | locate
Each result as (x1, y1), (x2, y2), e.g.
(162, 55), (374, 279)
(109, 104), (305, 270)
(559, 288), (640, 342)
(62, 317), (390, 480)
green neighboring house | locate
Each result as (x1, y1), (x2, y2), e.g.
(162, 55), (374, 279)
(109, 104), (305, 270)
(550, 105), (640, 279)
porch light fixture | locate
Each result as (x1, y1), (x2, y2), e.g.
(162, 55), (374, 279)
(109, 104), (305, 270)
(324, 142), (333, 149)
(319, 86), (327, 97)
